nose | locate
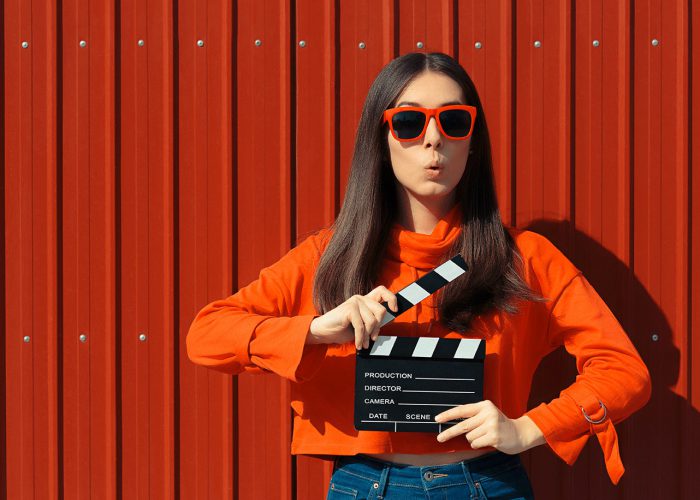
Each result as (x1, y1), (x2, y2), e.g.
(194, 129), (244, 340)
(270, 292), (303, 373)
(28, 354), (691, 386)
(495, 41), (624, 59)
(423, 116), (442, 148)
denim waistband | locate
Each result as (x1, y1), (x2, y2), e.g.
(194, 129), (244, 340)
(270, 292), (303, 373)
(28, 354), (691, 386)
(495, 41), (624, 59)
(331, 451), (532, 499)
(334, 450), (523, 484)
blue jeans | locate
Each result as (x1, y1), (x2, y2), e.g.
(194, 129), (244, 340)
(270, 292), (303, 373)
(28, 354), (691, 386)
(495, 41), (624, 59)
(327, 451), (534, 499)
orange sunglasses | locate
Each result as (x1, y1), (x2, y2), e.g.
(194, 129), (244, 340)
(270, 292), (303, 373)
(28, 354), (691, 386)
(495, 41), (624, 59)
(383, 104), (477, 142)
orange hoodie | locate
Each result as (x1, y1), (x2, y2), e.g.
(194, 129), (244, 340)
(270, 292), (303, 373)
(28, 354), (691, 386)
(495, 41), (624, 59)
(186, 204), (651, 484)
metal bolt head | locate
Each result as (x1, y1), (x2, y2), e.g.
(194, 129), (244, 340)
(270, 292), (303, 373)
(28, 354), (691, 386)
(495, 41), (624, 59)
(298, 40), (306, 48)
(139, 333), (147, 342)
(23, 335), (31, 343)
(533, 40), (542, 48)
(474, 41), (482, 49)
(197, 39), (204, 47)
(79, 334), (87, 343)
(79, 40), (87, 48)
(358, 41), (366, 49)
(651, 38), (660, 46)
(592, 40), (600, 47)
(21, 41), (29, 48)
(254, 39), (262, 47)
(651, 333), (659, 342)
(138, 39), (145, 47)
(416, 41), (424, 49)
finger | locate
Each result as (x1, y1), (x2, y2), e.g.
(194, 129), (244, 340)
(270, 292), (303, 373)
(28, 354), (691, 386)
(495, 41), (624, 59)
(460, 412), (488, 435)
(365, 286), (399, 313)
(470, 434), (496, 450)
(356, 299), (379, 348)
(435, 402), (485, 423)
(436, 411), (489, 443)
(349, 306), (366, 350)
(436, 419), (470, 443)
(465, 424), (488, 444)
(438, 417), (488, 443)
(365, 301), (390, 340)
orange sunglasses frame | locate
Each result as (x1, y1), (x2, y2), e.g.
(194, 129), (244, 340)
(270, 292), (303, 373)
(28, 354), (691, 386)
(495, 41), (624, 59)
(382, 104), (478, 142)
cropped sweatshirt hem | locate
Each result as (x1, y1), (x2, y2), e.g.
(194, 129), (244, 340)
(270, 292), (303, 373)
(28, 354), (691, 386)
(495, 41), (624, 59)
(186, 203), (651, 485)
(289, 441), (497, 456)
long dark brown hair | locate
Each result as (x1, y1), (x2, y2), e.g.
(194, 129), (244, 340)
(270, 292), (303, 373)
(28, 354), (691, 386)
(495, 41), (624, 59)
(312, 52), (543, 332)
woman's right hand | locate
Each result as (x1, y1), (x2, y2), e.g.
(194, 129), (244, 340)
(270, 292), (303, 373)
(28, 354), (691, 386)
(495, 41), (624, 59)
(307, 286), (399, 350)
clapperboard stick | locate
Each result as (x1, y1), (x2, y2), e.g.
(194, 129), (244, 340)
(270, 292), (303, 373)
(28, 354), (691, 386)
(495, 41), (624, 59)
(375, 254), (468, 328)
(356, 254), (483, 431)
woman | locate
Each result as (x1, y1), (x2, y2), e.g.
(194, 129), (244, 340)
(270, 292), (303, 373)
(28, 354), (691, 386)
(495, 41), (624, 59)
(186, 52), (651, 499)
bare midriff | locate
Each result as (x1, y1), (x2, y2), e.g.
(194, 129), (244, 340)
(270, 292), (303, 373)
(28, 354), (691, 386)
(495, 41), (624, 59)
(363, 448), (492, 466)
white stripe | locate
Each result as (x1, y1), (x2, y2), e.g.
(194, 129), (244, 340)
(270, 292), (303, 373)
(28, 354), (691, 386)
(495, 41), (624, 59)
(454, 339), (481, 359)
(360, 420), (461, 425)
(398, 403), (462, 406)
(360, 420), (446, 425)
(379, 310), (396, 327)
(370, 335), (397, 356)
(415, 377), (475, 381)
(400, 282), (430, 304)
(411, 337), (439, 358)
(434, 259), (466, 281)
(403, 390), (475, 393)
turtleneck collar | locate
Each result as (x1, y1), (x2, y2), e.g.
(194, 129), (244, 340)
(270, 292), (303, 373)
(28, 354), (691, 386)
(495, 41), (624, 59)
(386, 202), (463, 270)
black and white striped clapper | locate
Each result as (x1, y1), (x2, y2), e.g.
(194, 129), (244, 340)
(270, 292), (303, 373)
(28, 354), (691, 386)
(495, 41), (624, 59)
(354, 254), (486, 433)
(378, 254), (469, 327)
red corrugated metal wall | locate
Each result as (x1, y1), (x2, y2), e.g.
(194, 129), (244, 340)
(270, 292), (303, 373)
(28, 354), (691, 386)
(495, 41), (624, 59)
(2, 0), (699, 498)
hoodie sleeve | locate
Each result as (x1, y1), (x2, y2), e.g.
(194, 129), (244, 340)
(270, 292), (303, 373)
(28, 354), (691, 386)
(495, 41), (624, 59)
(521, 233), (652, 484)
(185, 231), (330, 383)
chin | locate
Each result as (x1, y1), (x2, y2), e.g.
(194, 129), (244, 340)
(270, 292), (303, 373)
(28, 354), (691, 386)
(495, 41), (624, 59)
(410, 187), (457, 202)
(421, 183), (457, 195)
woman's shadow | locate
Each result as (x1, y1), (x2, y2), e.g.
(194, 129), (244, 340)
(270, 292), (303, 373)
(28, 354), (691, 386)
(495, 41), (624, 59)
(521, 220), (700, 499)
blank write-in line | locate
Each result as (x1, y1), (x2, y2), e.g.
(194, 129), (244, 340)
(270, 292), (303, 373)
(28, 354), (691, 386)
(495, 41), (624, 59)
(415, 377), (475, 381)
(403, 390), (475, 394)
(397, 403), (460, 406)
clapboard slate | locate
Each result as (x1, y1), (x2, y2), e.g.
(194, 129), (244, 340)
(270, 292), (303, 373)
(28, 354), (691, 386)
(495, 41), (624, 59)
(355, 335), (485, 432)
(353, 254), (483, 433)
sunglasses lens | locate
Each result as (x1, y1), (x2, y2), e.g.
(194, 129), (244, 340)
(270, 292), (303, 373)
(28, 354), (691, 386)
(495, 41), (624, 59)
(391, 111), (426, 139)
(439, 109), (472, 138)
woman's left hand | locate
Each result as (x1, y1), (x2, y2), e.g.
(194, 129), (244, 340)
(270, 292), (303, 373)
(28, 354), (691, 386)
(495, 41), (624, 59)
(435, 400), (545, 454)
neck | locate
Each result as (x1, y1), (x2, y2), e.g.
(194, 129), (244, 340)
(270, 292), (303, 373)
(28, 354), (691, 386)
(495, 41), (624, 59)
(396, 189), (456, 235)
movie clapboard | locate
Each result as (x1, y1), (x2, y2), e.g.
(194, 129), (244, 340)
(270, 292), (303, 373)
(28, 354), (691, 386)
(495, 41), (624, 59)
(354, 254), (486, 433)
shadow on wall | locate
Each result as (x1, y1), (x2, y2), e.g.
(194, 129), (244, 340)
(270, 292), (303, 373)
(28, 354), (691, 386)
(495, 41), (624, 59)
(520, 219), (699, 500)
